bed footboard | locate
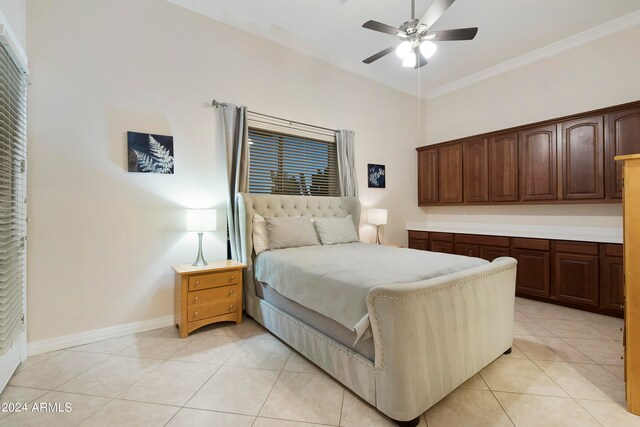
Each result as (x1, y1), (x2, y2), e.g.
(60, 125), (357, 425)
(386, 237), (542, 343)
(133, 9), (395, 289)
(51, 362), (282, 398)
(367, 257), (517, 421)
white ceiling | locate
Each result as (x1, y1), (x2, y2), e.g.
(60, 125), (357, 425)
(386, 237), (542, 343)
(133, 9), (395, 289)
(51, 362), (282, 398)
(167, 0), (640, 98)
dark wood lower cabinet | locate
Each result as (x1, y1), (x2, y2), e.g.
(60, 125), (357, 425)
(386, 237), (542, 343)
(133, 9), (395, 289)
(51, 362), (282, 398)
(454, 243), (480, 257)
(512, 249), (550, 297)
(430, 241), (454, 254)
(480, 246), (511, 261)
(600, 256), (624, 311)
(554, 253), (599, 306)
(407, 230), (623, 318)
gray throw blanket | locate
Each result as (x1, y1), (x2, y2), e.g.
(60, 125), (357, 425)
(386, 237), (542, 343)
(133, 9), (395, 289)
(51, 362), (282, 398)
(254, 243), (488, 340)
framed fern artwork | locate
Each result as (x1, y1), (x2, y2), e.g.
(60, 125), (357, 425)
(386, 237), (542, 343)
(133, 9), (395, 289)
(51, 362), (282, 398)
(127, 131), (175, 174)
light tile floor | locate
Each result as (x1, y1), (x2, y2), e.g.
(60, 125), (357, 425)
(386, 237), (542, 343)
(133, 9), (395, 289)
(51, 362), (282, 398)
(2, 297), (639, 426)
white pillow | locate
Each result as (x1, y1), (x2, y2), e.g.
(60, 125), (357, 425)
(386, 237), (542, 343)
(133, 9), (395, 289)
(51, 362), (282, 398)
(313, 215), (359, 245)
(266, 216), (320, 250)
(253, 214), (269, 255)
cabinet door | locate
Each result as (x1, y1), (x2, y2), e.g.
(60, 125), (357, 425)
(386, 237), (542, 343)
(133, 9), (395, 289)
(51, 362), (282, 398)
(480, 246), (511, 262)
(454, 243), (480, 258)
(519, 125), (557, 201)
(418, 148), (438, 205)
(489, 132), (518, 202)
(560, 116), (604, 199)
(512, 249), (550, 297)
(600, 256), (624, 312)
(430, 241), (454, 254)
(554, 253), (599, 306)
(606, 107), (640, 198)
(438, 143), (463, 203)
(408, 238), (429, 251)
(463, 138), (489, 202)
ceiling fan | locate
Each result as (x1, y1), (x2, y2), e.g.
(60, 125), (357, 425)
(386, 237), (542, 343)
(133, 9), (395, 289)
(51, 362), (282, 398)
(362, 0), (478, 69)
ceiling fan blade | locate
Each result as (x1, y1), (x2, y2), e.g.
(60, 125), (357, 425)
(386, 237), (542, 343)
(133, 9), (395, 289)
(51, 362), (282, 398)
(418, 0), (456, 32)
(362, 20), (407, 37)
(425, 27), (478, 41)
(363, 46), (397, 64)
(414, 46), (428, 69)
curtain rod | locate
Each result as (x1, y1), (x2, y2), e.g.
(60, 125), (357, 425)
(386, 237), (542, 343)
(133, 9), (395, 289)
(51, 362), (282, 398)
(212, 99), (337, 133)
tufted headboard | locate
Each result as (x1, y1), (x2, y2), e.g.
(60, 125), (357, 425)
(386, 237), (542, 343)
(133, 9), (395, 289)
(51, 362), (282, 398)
(236, 192), (361, 319)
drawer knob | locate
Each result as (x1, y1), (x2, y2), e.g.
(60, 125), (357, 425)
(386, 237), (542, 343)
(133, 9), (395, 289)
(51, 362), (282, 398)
(230, 276), (235, 281)
(229, 289), (234, 295)
(229, 304), (235, 310)
(195, 280), (200, 286)
(194, 296), (199, 302)
(194, 311), (198, 316)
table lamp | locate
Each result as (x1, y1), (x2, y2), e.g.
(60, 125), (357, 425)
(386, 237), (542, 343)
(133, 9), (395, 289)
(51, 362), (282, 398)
(186, 209), (217, 266)
(368, 208), (387, 244)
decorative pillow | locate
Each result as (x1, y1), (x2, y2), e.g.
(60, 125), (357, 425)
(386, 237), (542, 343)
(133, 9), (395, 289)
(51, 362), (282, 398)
(313, 215), (359, 245)
(252, 214), (269, 255)
(265, 216), (320, 250)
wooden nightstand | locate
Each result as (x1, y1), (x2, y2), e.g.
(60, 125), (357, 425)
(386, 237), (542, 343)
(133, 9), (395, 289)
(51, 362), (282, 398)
(172, 260), (246, 338)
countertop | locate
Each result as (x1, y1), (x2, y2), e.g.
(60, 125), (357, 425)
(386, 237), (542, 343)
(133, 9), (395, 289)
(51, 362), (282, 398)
(406, 221), (623, 244)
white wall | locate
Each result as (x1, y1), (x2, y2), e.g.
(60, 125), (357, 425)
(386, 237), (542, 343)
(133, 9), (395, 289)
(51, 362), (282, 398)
(0, 0), (25, 52)
(26, 0), (424, 342)
(410, 24), (640, 228)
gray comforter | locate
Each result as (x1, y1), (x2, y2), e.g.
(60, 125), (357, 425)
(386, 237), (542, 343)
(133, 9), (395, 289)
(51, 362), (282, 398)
(254, 242), (488, 339)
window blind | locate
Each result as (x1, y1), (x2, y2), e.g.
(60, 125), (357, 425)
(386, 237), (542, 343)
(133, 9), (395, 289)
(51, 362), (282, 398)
(0, 42), (27, 354)
(248, 127), (339, 196)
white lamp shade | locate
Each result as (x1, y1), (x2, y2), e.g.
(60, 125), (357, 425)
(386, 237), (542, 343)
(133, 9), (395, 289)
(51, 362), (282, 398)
(368, 208), (388, 226)
(401, 51), (416, 68)
(186, 209), (217, 232)
(395, 40), (412, 58)
(419, 40), (437, 59)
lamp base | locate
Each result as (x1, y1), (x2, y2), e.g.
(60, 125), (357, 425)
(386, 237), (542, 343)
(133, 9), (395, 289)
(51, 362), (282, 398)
(192, 232), (208, 266)
(376, 225), (381, 245)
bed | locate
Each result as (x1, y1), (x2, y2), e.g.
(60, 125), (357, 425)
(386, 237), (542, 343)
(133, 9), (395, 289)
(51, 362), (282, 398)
(237, 193), (517, 425)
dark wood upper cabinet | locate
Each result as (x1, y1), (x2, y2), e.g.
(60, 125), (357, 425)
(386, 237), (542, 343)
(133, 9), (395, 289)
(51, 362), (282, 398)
(438, 143), (463, 203)
(417, 148), (438, 205)
(519, 125), (557, 201)
(560, 116), (604, 200)
(463, 138), (489, 202)
(416, 101), (640, 206)
(606, 107), (640, 198)
(488, 132), (518, 202)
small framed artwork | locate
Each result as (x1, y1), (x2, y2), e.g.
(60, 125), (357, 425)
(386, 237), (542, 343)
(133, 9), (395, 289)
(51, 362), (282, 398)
(127, 131), (174, 174)
(368, 163), (386, 188)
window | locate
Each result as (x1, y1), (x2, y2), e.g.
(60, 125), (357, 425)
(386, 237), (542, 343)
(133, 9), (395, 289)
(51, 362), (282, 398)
(0, 42), (27, 353)
(248, 127), (338, 196)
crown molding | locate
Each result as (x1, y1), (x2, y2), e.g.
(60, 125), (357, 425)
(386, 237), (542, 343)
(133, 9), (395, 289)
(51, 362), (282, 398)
(425, 10), (640, 100)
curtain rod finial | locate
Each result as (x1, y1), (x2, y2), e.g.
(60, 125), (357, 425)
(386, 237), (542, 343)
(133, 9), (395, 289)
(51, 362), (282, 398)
(212, 99), (219, 108)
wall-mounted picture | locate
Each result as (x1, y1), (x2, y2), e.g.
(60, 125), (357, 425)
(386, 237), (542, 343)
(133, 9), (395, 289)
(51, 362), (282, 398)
(127, 131), (174, 174)
(368, 163), (385, 188)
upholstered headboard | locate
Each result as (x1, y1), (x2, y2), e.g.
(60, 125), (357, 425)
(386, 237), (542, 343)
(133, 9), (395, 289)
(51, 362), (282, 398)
(236, 192), (361, 319)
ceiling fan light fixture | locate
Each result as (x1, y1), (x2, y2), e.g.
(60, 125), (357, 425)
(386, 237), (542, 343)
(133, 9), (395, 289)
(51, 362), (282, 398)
(419, 40), (437, 59)
(395, 40), (412, 58)
(402, 51), (417, 67)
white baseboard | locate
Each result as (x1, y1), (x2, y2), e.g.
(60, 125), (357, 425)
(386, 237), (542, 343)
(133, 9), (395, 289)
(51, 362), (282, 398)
(27, 315), (175, 356)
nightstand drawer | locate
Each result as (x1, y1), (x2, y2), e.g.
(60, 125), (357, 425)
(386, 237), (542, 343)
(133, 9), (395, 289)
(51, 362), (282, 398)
(188, 285), (240, 306)
(188, 270), (240, 291)
(187, 297), (238, 321)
